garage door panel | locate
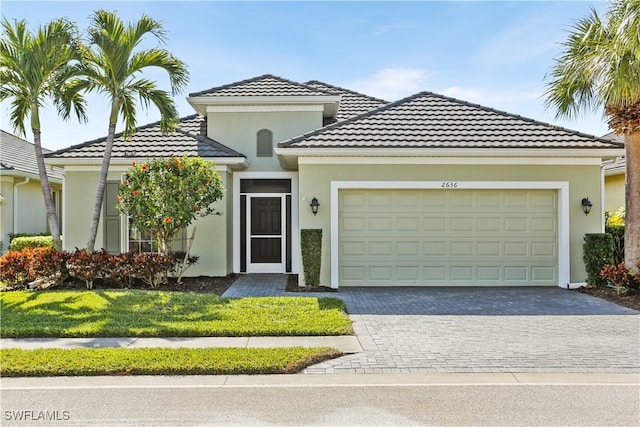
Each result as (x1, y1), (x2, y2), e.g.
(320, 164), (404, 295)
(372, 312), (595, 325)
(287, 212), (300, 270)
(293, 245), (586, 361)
(339, 189), (558, 286)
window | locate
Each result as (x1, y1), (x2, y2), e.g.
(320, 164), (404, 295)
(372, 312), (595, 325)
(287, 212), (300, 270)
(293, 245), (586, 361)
(256, 129), (273, 157)
(128, 218), (187, 253)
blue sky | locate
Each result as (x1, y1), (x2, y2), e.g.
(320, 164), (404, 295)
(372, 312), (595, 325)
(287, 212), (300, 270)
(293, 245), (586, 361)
(1, 0), (611, 151)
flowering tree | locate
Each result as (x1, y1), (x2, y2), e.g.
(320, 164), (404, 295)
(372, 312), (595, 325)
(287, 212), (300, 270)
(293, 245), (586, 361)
(116, 155), (224, 253)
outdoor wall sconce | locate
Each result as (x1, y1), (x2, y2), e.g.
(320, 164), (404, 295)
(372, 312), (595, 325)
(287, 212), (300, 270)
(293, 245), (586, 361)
(581, 197), (592, 216)
(310, 197), (320, 216)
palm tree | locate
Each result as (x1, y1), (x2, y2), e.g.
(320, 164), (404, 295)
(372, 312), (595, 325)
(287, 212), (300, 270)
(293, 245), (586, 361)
(545, 0), (640, 268)
(78, 10), (189, 252)
(0, 17), (87, 250)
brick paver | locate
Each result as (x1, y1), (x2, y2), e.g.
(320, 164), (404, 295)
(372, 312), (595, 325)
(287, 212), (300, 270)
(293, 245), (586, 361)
(223, 277), (640, 374)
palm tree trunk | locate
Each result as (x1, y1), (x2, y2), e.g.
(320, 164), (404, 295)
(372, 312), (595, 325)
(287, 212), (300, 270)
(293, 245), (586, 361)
(32, 128), (62, 250)
(85, 120), (117, 252)
(625, 132), (640, 268)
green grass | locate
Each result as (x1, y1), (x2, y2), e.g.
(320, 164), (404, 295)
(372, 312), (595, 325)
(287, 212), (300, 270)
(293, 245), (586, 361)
(0, 290), (352, 338)
(0, 347), (341, 377)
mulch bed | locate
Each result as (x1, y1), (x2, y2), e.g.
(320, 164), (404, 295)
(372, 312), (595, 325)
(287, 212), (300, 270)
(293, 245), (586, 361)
(285, 274), (337, 293)
(577, 286), (640, 311)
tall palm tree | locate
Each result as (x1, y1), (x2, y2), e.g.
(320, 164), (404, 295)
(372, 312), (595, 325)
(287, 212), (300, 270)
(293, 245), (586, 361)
(545, 0), (640, 268)
(79, 10), (189, 252)
(0, 17), (87, 250)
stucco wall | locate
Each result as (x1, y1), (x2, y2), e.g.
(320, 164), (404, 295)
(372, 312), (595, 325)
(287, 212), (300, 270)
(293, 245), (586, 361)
(0, 177), (14, 252)
(0, 176), (61, 251)
(207, 111), (322, 171)
(604, 173), (625, 212)
(63, 168), (231, 277)
(297, 162), (603, 286)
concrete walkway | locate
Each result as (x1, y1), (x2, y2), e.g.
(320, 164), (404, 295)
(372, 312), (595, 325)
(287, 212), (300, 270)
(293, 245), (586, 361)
(0, 336), (362, 353)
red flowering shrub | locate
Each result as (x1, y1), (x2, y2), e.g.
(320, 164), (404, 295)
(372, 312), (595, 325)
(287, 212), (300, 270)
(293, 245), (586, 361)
(117, 155), (224, 254)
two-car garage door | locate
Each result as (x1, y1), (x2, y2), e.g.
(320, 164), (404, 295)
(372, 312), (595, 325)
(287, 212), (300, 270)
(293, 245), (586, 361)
(338, 189), (558, 286)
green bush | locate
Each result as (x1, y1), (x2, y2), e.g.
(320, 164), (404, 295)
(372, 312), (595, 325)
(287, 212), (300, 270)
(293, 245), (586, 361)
(301, 229), (322, 287)
(9, 235), (54, 251)
(583, 234), (614, 287)
(605, 224), (625, 265)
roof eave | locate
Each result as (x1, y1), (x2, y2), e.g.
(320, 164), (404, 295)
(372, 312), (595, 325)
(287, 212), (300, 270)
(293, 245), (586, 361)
(187, 95), (341, 117)
(45, 156), (249, 169)
(274, 147), (625, 158)
(1, 169), (63, 183)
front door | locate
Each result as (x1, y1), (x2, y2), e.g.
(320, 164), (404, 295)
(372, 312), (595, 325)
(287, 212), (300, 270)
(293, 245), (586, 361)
(247, 195), (285, 272)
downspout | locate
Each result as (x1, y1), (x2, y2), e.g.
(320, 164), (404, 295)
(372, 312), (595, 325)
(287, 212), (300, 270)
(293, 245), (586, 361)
(600, 165), (606, 233)
(13, 177), (30, 235)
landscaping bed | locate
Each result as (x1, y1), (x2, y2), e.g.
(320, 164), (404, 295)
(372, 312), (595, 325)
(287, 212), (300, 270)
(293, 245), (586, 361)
(578, 286), (640, 311)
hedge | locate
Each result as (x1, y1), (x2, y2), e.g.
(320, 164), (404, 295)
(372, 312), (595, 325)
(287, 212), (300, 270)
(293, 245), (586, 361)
(301, 229), (322, 287)
(9, 235), (55, 251)
(583, 233), (614, 287)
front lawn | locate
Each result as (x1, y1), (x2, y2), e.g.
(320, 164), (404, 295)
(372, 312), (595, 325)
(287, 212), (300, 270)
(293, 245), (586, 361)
(0, 347), (341, 377)
(0, 290), (352, 337)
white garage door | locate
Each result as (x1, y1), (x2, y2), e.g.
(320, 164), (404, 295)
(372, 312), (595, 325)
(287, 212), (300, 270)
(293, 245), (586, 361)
(338, 189), (558, 286)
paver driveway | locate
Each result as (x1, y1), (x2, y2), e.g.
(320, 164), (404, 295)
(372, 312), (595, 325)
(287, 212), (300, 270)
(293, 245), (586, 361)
(223, 277), (640, 374)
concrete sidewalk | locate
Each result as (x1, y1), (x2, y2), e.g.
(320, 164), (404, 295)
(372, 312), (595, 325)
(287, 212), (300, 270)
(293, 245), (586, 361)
(0, 336), (362, 353)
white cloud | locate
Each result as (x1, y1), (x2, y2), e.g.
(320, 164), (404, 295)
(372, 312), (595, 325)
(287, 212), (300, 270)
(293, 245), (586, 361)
(348, 68), (434, 101)
(473, 15), (558, 66)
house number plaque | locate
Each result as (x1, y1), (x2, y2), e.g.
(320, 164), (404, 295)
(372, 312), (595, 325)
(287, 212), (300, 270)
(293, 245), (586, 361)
(441, 181), (459, 188)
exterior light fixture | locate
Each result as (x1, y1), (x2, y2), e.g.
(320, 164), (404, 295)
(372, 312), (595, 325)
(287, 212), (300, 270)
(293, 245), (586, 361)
(310, 197), (320, 216)
(581, 197), (592, 216)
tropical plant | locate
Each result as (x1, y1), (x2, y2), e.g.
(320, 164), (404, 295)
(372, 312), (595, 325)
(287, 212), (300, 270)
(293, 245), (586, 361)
(116, 155), (224, 254)
(0, 17), (87, 250)
(75, 10), (189, 252)
(545, 0), (640, 268)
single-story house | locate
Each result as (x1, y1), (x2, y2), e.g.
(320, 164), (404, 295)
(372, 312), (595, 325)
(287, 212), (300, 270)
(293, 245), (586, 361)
(0, 130), (63, 252)
(601, 132), (626, 212)
(45, 74), (624, 288)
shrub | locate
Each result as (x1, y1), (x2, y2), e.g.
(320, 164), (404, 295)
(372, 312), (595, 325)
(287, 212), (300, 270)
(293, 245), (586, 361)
(583, 234), (614, 287)
(67, 249), (111, 289)
(7, 232), (51, 244)
(301, 229), (322, 287)
(106, 252), (138, 288)
(601, 263), (640, 294)
(9, 235), (54, 251)
(131, 252), (175, 288)
(0, 250), (34, 286)
(605, 224), (625, 265)
(29, 248), (69, 286)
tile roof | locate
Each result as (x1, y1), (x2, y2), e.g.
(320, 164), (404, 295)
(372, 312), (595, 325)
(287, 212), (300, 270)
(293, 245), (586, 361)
(0, 130), (63, 180)
(46, 115), (245, 160)
(304, 80), (388, 122)
(601, 131), (625, 144)
(189, 74), (336, 98)
(279, 92), (624, 150)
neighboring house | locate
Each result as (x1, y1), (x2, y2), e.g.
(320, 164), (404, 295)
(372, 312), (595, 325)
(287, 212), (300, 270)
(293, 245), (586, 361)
(0, 130), (63, 252)
(601, 132), (626, 212)
(45, 74), (624, 288)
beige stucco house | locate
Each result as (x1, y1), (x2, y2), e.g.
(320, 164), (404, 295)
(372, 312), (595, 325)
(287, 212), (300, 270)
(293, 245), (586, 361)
(45, 74), (624, 288)
(1, 130), (63, 252)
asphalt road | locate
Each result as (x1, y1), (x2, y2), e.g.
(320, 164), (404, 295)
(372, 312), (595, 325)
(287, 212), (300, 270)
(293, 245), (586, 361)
(2, 374), (639, 426)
